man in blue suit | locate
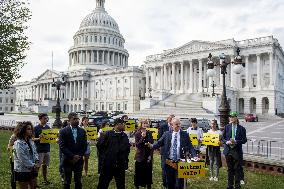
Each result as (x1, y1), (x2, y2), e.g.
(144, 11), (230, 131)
(59, 112), (87, 189)
(222, 112), (247, 189)
(158, 114), (175, 188)
(150, 117), (198, 189)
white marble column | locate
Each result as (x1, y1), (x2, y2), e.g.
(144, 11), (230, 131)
(203, 62), (207, 89)
(112, 52), (115, 66)
(163, 64), (167, 90)
(189, 61), (193, 93)
(269, 52), (274, 86)
(198, 59), (203, 92)
(256, 54), (262, 89)
(245, 56), (250, 88)
(171, 63), (175, 92)
(82, 80), (85, 100)
(184, 62), (188, 91)
(69, 82), (72, 100)
(153, 67), (156, 89)
(159, 67), (163, 90)
(180, 62), (184, 93)
(146, 68), (149, 94)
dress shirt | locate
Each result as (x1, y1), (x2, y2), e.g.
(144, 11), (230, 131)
(169, 130), (180, 160)
(71, 126), (78, 143)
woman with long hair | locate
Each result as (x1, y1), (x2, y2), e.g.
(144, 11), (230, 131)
(207, 119), (222, 182)
(81, 116), (91, 176)
(13, 121), (40, 189)
(134, 119), (154, 189)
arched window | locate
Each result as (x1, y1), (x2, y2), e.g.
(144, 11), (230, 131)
(95, 36), (97, 42)
(104, 37), (106, 43)
(85, 36), (88, 43)
(100, 36), (102, 42)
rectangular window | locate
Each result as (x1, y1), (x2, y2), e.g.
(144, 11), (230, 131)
(252, 78), (257, 87)
(124, 103), (127, 110)
(242, 79), (246, 88)
(0, 97), (2, 103)
(0, 107), (2, 111)
(5, 107), (8, 111)
(11, 107), (13, 111)
(6, 98), (8, 103)
(11, 99), (14, 103)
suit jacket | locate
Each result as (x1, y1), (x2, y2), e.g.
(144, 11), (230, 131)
(59, 126), (87, 165)
(221, 123), (247, 157)
(158, 122), (171, 139)
(134, 130), (154, 162)
(153, 130), (197, 160)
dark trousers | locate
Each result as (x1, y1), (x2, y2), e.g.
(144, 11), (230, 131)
(63, 162), (83, 189)
(10, 159), (16, 189)
(161, 156), (167, 187)
(165, 164), (184, 189)
(226, 154), (241, 189)
(59, 150), (64, 176)
(97, 166), (125, 189)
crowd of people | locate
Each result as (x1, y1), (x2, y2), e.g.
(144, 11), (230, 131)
(7, 111), (247, 189)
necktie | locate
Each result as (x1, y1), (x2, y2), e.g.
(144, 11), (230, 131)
(173, 133), (178, 161)
(231, 125), (235, 139)
(72, 128), (77, 143)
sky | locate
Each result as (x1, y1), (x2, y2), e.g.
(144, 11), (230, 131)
(18, 0), (284, 81)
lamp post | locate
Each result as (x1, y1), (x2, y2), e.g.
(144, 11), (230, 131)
(148, 87), (152, 98)
(52, 76), (66, 128)
(211, 80), (216, 97)
(207, 48), (245, 128)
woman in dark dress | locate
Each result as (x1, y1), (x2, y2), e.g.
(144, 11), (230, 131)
(134, 119), (154, 189)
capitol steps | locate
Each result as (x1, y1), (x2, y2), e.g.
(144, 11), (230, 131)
(128, 93), (217, 119)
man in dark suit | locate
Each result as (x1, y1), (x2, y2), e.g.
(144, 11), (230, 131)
(59, 112), (87, 189)
(97, 118), (130, 189)
(222, 112), (247, 189)
(158, 114), (175, 188)
(150, 117), (198, 189)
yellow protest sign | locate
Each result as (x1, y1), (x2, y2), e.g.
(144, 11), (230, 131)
(146, 128), (158, 140)
(101, 127), (113, 132)
(190, 134), (198, 146)
(178, 161), (205, 178)
(84, 127), (97, 140)
(202, 133), (220, 146)
(40, 129), (59, 144)
(124, 120), (136, 132)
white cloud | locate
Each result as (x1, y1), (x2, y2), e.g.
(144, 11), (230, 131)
(18, 0), (284, 81)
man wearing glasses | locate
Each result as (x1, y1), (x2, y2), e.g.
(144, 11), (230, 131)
(33, 113), (51, 185)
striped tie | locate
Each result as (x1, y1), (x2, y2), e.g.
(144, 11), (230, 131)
(173, 133), (178, 161)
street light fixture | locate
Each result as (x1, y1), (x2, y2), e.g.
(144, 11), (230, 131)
(207, 48), (245, 128)
(52, 76), (66, 128)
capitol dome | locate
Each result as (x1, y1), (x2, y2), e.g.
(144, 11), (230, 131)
(68, 0), (129, 71)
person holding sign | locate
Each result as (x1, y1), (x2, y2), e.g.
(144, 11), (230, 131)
(134, 119), (154, 189)
(149, 118), (198, 189)
(207, 120), (222, 182)
(33, 113), (51, 185)
(222, 112), (247, 189)
(186, 118), (203, 156)
(59, 113), (87, 189)
(97, 118), (130, 189)
(13, 121), (40, 189)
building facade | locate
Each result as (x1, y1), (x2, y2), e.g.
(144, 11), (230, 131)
(14, 0), (145, 113)
(144, 36), (284, 115)
(0, 88), (15, 113)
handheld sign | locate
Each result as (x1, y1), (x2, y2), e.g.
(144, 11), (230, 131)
(146, 128), (158, 140)
(178, 161), (205, 178)
(40, 129), (59, 144)
(124, 120), (136, 132)
(84, 127), (98, 140)
(202, 133), (220, 146)
(101, 127), (113, 132)
(189, 134), (198, 146)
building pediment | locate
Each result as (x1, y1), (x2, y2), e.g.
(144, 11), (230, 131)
(37, 69), (60, 81)
(163, 40), (233, 57)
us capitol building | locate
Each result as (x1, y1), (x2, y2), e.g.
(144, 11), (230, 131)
(13, 0), (284, 117)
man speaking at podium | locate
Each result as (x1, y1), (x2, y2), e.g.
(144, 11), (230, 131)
(149, 117), (198, 189)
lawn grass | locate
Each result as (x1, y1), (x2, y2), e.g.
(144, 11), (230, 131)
(0, 130), (284, 189)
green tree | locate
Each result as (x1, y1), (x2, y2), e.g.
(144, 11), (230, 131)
(0, 0), (31, 89)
